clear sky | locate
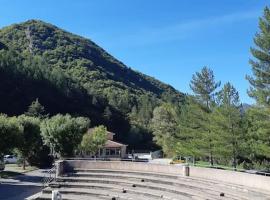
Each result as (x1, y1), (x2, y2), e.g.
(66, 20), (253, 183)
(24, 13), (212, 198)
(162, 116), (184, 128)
(1, 0), (269, 103)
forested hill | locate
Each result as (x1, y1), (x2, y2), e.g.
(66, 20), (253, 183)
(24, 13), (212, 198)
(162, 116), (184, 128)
(0, 20), (184, 149)
(0, 20), (182, 100)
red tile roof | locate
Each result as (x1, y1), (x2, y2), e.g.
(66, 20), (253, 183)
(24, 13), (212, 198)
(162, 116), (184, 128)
(104, 140), (127, 148)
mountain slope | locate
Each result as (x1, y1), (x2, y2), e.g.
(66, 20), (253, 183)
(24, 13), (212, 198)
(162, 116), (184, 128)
(0, 20), (184, 148)
(0, 20), (183, 101)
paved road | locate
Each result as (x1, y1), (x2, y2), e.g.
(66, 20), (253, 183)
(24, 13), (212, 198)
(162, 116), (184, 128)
(0, 169), (49, 200)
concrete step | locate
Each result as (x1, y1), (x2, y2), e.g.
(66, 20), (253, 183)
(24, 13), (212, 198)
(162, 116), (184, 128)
(42, 187), (167, 200)
(48, 182), (194, 200)
(71, 169), (270, 199)
(71, 171), (239, 191)
(74, 168), (181, 179)
(56, 177), (233, 200)
(72, 169), (249, 192)
(37, 193), (107, 200)
(66, 172), (249, 200)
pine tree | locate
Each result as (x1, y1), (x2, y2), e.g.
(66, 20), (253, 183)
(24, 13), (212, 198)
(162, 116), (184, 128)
(211, 83), (244, 169)
(190, 66), (221, 108)
(247, 7), (270, 106)
(176, 96), (211, 158)
(25, 98), (45, 118)
(188, 67), (220, 165)
(245, 106), (270, 169)
(245, 6), (270, 170)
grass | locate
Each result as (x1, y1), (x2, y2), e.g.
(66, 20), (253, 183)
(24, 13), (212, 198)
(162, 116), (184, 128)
(0, 164), (38, 179)
(4, 164), (38, 173)
(192, 160), (244, 171)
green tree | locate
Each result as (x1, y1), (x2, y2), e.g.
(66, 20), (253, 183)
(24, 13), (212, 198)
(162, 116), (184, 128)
(25, 99), (45, 118)
(190, 66), (220, 108)
(245, 6), (270, 170)
(0, 115), (22, 155)
(80, 125), (107, 155)
(176, 96), (212, 158)
(151, 104), (179, 156)
(245, 107), (270, 170)
(189, 67), (220, 165)
(211, 83), (244, 169)
(40, 114), (90, 157)
(247, 7), (270, 106)
(16, 115), (41, 169)
(137, 95), (154, 128)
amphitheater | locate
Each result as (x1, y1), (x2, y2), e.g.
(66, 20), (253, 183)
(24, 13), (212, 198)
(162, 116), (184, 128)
(30, 160), (270, 200)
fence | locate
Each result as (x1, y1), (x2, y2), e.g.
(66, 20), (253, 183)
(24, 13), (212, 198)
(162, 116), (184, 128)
(43, 164), (56, 188)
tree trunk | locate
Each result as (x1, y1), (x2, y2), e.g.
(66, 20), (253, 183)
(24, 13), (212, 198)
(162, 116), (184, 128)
(209, 139), (214, 166)
(23, 158), (26, 170)
(209, 150), (214, 166)
(232, 144), (237, 170)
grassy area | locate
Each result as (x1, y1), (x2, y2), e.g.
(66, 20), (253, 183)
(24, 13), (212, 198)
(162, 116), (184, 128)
(0, 164), (38, 179)
(193, 160), (244, 171)
(5, 164), (38, 173)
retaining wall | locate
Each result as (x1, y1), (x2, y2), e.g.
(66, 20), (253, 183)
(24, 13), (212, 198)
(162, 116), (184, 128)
(61, 160), (184, 175)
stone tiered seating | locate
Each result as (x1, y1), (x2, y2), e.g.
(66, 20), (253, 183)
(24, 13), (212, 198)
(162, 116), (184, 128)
(36, 166), (270, 200)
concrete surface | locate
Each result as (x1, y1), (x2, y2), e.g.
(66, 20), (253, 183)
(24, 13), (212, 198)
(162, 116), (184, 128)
(0, 169), (49, 200)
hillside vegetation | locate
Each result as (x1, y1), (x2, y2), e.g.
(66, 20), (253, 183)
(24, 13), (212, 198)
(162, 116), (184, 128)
(0, 20), (184, 149)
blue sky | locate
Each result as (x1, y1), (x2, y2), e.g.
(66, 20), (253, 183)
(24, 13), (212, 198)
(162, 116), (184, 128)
(1, 0), (269, 103)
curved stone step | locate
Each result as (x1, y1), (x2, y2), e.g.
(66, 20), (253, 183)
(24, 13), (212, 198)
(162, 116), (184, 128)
(71, 169), (270, 199)
(57, 176), (233, 200)
(42, 187), (170, 200)
(66, 172), (250, 200)
(48, 182), (195, 200)
(37, 193), (107, 200)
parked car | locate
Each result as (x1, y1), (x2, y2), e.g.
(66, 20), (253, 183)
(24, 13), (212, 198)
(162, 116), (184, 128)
(0, 157), (5, 170)
(170, 156), (185, 164)
(4, 155), (17, 164)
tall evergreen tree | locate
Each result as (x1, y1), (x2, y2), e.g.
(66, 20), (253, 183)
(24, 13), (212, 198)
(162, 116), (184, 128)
(245, 6), (270, 170)
(245, 106), (270, 170)
(176, 96), (210, 157)
(211, 83), (244, 169)
(247, 7), (270, 106)
(188, 67), (220, 165)
(190, 66), (221, 108)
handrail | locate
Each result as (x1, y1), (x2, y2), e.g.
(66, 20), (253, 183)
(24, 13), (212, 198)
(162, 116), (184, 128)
(65, 157), (149, 162)
(193, 163), (270, 176)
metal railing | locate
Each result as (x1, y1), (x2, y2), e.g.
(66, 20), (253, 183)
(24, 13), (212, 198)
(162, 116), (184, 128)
(43, 164), (56, 188)
(191, 163), (270, 177)
(65, 157), (149, 162)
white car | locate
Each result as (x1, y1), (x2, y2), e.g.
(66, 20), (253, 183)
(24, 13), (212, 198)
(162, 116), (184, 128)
(4, 155), (17, 164)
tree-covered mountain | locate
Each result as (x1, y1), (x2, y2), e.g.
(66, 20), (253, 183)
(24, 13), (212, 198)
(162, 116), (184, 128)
(0, 20), (184, 149)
